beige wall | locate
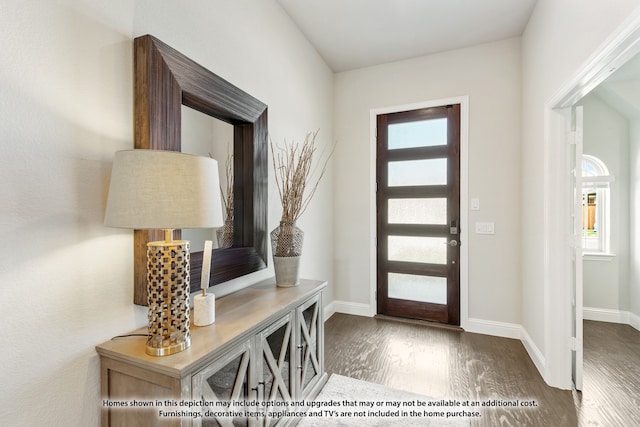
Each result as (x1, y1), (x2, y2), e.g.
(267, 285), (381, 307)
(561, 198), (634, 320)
(5, 3), (640, 421)
(332, 38), (522, 326)
(630, 122), (640, 320)
(521, 0), (640, 386)
(581, 94), (630, 312)
(0, 0), (333, 424)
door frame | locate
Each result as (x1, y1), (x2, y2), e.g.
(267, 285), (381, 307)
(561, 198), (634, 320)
(369, 96), (469, 328)
(545, 11), (640, 389)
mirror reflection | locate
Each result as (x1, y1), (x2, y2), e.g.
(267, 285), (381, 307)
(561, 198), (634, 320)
(181, 105), (234, 251)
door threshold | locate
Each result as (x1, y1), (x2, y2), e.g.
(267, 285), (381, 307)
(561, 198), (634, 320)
(374, 314), (464, 332)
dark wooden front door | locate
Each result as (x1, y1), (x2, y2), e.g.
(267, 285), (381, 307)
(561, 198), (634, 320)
(376, 104), (461, 325)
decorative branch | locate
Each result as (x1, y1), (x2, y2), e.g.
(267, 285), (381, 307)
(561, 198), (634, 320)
(210, 145), (234, 221)
(270, 129), (334, 224)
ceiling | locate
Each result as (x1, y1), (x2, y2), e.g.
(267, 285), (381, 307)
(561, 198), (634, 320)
(277, 0), (538, 72)
(594, 53), (640, 119)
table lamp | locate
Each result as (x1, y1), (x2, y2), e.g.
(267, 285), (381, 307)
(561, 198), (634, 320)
(104, 149), (223, 356)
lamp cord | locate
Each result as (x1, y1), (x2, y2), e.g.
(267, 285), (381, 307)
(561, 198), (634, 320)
(112, 333), (147, 339)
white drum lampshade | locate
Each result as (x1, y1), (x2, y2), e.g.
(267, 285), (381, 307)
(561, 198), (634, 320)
(104, 149), (224, 356)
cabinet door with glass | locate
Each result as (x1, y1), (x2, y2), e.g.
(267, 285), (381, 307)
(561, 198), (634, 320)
(295, 294), (323, 399)
(192, 341), (253, 427)
(257, 313), (295, 426)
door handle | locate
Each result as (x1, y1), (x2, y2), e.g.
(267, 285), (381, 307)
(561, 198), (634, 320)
(446, 240), (458, 247)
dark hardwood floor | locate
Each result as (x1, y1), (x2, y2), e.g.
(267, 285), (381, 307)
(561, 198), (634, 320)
(324, 314), (640, 426)
(577, 320), (640, 426)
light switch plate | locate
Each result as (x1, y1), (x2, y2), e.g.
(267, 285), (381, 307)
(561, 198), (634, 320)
(471, 198), (480, 211)
(475, 222), (495, 234)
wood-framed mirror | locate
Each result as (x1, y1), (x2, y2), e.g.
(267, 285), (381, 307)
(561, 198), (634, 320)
(133, 34), (268, 305)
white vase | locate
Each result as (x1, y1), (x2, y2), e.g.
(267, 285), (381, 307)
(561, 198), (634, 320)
(273, 256), (301, 287)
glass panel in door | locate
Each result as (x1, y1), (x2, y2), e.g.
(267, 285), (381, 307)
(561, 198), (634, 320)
(388, 198), (447, 224)
(387, 158), (447, 187)
(388, 273), (447, 304)
(388, 118), (448, 149)
(260, 315), (294, 426)
(387, 236), (447, 264)
(297, 295), (322, 399)
(193, 343), (251, 427)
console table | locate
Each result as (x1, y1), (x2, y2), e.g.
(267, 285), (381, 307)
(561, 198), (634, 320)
(96, 278), (327, 426)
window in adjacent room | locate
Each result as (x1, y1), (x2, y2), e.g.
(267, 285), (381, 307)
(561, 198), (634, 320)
(581, 155), (613, 254)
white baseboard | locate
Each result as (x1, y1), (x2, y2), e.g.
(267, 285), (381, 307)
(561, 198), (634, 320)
(328, 304), (529, 341)
(584, 307), (629, 324)
(520, 327), (546, 377)
(465, 319), (546, 384)
(324, 301), (337, 320)
(584, 307), (640, 331)
(630, 311), (640, 331)
(464, 317), (522, 339)
(325, 301), (548, 381)
(323, 301), (638, 387)
(325, 300), (373, 320)
(328, 304), (524, 340)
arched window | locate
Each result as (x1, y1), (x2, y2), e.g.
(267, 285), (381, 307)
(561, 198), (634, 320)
(581, 155), (613, 253)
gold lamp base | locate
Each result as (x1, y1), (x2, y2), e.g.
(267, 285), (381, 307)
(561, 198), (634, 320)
(146, 336), (191, 357)
(145, 231), (191, 357)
